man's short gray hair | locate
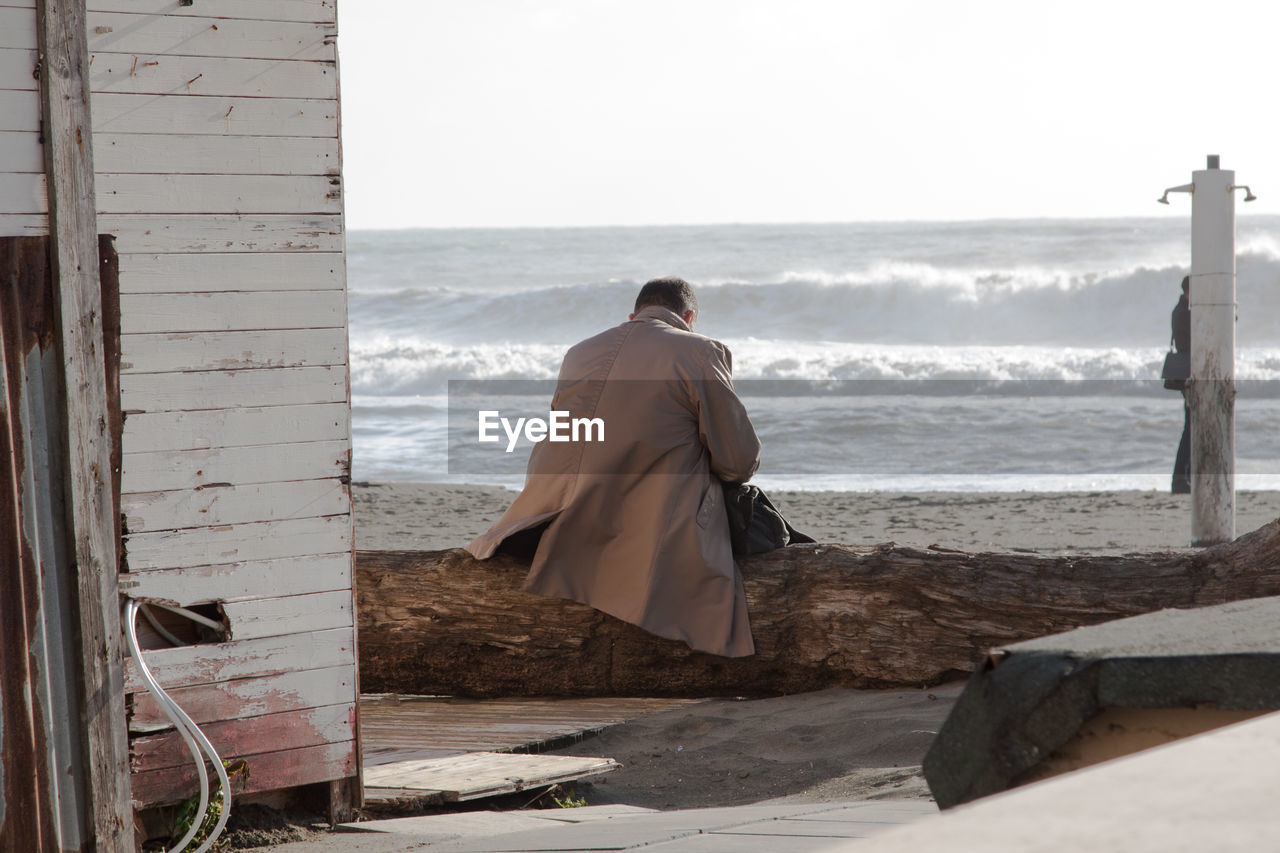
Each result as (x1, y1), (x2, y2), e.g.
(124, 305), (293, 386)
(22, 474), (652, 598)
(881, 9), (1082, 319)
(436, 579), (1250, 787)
(635, 277), (698, 317)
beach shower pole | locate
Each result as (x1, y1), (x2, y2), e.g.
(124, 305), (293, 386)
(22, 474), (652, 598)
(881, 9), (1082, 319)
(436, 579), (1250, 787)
(1160, 154), (1250, 545)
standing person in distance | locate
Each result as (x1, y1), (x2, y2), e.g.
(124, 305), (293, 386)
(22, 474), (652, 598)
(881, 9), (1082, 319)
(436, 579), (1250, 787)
(1170, 275), (1191, 494)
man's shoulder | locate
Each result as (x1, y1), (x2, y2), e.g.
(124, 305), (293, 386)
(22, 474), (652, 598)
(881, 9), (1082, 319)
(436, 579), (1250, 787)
(565, 322), (631, 358)
(570, 320), (726, 355)
(633, 318), (728, 353)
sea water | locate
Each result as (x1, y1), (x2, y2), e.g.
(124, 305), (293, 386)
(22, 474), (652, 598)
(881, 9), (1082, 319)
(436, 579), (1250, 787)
(347, 218), (1280, 491)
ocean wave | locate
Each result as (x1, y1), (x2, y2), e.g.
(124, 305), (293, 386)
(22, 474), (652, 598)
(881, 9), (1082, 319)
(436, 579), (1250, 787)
(348, 249), (1280, 348)
(349, 339), (1280, 396)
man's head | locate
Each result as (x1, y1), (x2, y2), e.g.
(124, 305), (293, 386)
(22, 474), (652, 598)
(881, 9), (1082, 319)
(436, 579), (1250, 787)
(1181, 275), (1190, 295)
(632, 277), (698, 327)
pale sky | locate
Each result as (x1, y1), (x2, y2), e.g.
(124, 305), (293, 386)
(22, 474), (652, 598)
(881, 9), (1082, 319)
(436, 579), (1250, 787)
(336, 1), (1280, 229)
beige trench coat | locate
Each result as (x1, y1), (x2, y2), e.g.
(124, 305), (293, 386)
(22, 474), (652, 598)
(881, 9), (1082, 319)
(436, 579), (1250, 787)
(465, 306), (761, 657)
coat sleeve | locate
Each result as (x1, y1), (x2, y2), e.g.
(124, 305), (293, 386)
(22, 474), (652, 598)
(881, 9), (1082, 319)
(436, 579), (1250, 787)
(694, 341), (762, 484)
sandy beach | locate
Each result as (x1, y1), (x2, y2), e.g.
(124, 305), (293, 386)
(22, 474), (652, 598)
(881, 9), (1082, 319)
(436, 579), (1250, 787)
(336, 483), (1280, 827)
(354, 482), (1280, 556)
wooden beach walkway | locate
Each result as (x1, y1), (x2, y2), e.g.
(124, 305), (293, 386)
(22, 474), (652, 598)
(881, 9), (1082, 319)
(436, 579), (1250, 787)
(358, 695), (702, 804)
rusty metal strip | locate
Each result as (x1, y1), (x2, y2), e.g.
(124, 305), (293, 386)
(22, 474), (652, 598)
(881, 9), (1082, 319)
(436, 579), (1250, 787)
(1, 236), (124, 852)
(0, 236), (60, 852)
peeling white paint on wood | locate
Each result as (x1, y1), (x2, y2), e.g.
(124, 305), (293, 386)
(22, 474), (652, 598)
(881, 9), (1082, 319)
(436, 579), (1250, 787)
(99, 213), (342, 252)
(0, 90), (39, 130)
(0, 213), (49, 236)
(0, 171), (44, 214)
(120, 553), (351, 608)
(96, 134), (338, 176)
(99, 173), (341, 215)
(131, 703), (355, 771)
(10, 173), (343, 216)
(129, 664), (356, 732)
(91, 53), (336, 100)
(121, 364), (347, 412)
(4, 0), (363, 809)
(0, 46), (36, 91)
(129, 739), (355, 809)
(121, 329), (347, 373)
(123, 478), (349, 532)
(94, 92), (337, 136)
(123, 403), (348, 453)
(0, 6), (35, 46)
(117, 252), (342, 293)
(123, 627), (355, 693)
(223, 590), (354, 642)
(120, 290), (345, 333)
(86, 13), (335, 61)
(124, 514), (352, 571)
(86, 0), (337, 25)
(120, 439), (348, 491)
(0, 130), (42, 173)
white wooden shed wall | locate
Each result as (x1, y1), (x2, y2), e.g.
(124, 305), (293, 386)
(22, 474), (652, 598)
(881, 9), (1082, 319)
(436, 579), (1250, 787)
(0, 0), (358, 809)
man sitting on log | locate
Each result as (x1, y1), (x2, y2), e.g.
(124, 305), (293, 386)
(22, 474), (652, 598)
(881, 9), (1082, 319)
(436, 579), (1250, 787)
(466, 278), (762, 657)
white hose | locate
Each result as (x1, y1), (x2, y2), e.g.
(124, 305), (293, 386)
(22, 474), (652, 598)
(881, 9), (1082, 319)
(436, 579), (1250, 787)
(125, 599), (232, 853)
(149, 601), (226, 635)
(140, 603), (184, 647)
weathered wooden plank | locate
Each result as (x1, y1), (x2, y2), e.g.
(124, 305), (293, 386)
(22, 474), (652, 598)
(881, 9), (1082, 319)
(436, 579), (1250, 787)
(94, 92), (337, 137)
(124, 513), (352, 571)
(131, 703), (354, 772)
(359, 696), (704, 762)
(6, 9), (336, 56)
(0, 89), (38, 129)
(99, 213), (342, 253)
(2, 90), (340, 137)
(87, 13), (334, 60)
(117, 251), (342, 293)
(123, 626), (355, 692)
(98, 173), (340, 215)
(0, 130), (42, 174)
(129, 739), (355, 809)
(0, 46), (36, 91)
(120, 291), (345, 334)
(91, 52), (336, 99)
(119, 553), (352, 609)
(122, 478), (349, 532)
(96, 134), (339, 176)
(223, 590), (354, 641)
(120, 364), (347, 412)
(122, 329), (347, 374)
(128, 664), (355, 732)
(0, 171), (43, 214)
(0, 7), (35, 50)
(3, 172), (341, 216)
(86, 0), (337, 24)
(120, 439), (349, 491)
(363, 753), (619, 802)
(37, 0), (133, 846)
(122, 403), (348, 453)
(0, 213), (47, 236)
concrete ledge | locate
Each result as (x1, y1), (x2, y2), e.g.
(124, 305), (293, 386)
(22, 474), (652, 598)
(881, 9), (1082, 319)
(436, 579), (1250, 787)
(922, 596), (1280, 808)
(841, 709), (1280, 851)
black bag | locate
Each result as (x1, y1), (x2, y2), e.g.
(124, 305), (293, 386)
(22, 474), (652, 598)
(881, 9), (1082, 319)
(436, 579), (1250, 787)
(721, 482), (816, 556)
(1162, 349), (1189, 391)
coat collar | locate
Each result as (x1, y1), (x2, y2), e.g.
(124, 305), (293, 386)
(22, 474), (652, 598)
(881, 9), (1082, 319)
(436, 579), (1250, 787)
(632, 305), (690, 332)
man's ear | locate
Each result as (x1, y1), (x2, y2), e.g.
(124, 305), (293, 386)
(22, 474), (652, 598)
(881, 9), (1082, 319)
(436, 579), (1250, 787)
(628, 313), (635, 321)
(682, 310), (695, 326)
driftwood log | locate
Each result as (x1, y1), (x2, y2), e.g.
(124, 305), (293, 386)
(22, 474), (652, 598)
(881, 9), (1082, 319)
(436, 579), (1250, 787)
(356, 518), (1280, 697)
